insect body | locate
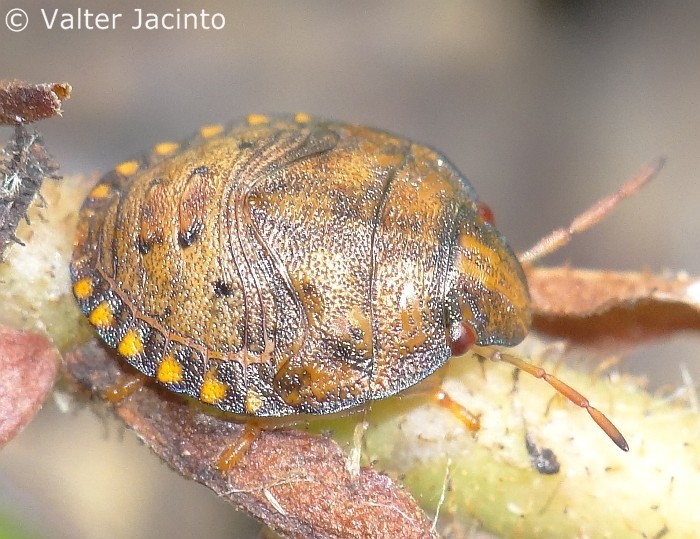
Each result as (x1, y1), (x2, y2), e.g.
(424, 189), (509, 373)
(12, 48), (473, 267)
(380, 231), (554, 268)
(70, 114), (530, 418)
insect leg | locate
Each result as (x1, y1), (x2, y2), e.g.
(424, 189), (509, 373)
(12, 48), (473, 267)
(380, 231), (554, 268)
(491, 349), (629, 451)
(216, 421), (262, 471)
(101, 372), (148, 403)
(433, 388), (480, 432)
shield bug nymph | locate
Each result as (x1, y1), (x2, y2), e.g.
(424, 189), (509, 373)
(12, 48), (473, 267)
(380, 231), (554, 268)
(71, 113), (635, 465)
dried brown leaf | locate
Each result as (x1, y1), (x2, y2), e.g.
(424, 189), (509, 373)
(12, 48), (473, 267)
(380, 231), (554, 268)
(0, 80), (71, 125)
(0, 325), (60, 447)
(63, 340), (438, 539)
(528, 266), (700, 346)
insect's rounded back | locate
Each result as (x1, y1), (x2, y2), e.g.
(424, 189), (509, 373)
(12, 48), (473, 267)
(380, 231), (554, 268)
(70, 114), (530, 417)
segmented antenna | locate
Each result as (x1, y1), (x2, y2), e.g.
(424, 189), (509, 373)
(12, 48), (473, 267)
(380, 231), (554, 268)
(519, 158), (665, 264)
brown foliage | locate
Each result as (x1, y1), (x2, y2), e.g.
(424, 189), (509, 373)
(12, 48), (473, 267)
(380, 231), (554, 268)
(0, 325), (59, 447)
(64, 340), (438, 539)
(0, 80), (71, 125)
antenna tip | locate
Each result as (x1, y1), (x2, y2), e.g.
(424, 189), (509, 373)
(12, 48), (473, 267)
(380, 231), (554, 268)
(650, 155), (667, 174)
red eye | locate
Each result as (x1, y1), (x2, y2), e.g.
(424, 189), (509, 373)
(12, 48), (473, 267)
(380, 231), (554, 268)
(476, 201), (495, 225)
(448, 321), (477, 356)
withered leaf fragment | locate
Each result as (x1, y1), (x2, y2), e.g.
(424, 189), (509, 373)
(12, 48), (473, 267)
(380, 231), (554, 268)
(64, 340), (438, 539)
(0, 326), (59, 447)
(0, 80), (71, 125)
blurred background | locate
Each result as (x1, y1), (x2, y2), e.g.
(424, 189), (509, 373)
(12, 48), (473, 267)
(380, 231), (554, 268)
(1, 1), (699, 537)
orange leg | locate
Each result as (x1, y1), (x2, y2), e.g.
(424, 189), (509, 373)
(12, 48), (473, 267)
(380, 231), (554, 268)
(491, 350), (629, 451)
(216, 422), (262, 472)
(101, 372), (148, 403)
(433, 388), (481, 432)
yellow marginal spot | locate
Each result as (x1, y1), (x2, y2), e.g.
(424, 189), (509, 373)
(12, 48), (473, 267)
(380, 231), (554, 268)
(157, 355), (183, 384)
(89, 183), (112, 200)
(199, 124), (224, 139)
(200, 370), (227, 404)
(118, 329), (144, 358)
(245, 387), (263, 414)
(154, 141), (179, 156)
(246, 113), (269, 126)
(89, 301), (114, 328)
(294, 112), (310, 124)
(115, 160), (140, 176)
(73, 277), (93, 300)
